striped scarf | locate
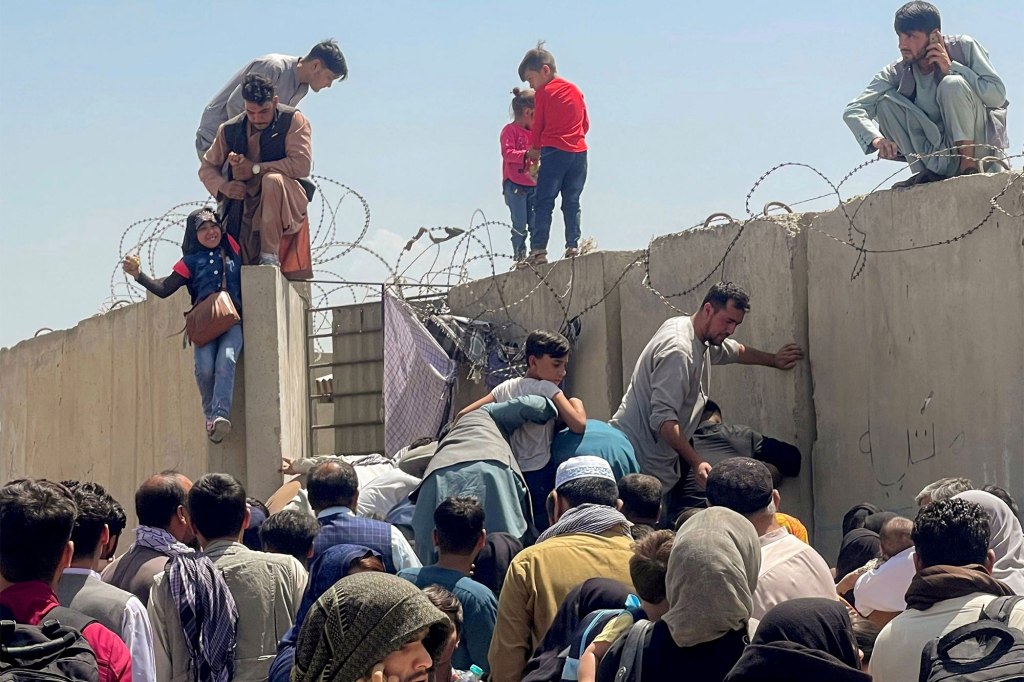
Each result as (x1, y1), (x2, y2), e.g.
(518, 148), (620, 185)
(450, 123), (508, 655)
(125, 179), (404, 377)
(167, 553), (239, 682)
(537, 504), (633, 543)
(135, 525), (193, 557)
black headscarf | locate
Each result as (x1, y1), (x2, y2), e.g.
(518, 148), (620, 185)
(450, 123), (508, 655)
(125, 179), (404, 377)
(724, 598), (870, 682)
(835, 529), (881, 594)
(182, 207), (223, 256)
(472, 531), (523, 597)
(841, 503), (881, 537)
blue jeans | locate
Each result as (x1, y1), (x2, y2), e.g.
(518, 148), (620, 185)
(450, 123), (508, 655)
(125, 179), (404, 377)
(194, 323), (243, 420)
(531, 148), (587, 251)
(503, 179), (535, 259)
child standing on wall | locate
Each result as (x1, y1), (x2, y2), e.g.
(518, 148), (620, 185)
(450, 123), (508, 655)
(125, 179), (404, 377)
(501, 87), (537, 266)
(456, 330), (587, 531)
(518, 41), (589, 267)
(122, 207), (243, 444)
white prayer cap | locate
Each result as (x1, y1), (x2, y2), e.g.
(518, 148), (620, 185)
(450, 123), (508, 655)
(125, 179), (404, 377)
(555, 456), (615, 489)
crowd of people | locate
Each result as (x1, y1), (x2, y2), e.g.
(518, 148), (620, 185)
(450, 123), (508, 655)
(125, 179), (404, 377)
(8, 2), (1017, 681)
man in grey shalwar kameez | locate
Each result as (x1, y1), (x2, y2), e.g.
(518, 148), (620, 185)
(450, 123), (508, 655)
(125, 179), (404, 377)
(844, 2), (1008, 189)
(195, 40), (347, 158)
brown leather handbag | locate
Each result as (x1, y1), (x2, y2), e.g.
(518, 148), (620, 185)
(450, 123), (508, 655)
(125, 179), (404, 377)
(184, 253), (240, 347)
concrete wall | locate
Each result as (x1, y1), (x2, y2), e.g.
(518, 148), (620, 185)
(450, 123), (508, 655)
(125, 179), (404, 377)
(808, 173), (1024, 556)
(0, 266), (312, 526)
(448, 250), (640, 421)
(0, 288), (222, 531)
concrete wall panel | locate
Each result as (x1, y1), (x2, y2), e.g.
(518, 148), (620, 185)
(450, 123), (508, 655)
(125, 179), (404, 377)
(808, 173), (1024, 557)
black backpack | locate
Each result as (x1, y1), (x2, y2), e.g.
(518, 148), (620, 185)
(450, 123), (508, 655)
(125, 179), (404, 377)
(919, 595), (1024, 682)
(0, 604), (100, 682)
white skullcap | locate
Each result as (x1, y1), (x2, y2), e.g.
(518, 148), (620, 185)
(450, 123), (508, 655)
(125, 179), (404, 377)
(555, 456), (615, 489)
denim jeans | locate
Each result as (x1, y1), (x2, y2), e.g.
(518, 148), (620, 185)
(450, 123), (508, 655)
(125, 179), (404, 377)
(194, 323), (243, 420)
(503, 179), (535, 259)
(531, 148), (588, 251)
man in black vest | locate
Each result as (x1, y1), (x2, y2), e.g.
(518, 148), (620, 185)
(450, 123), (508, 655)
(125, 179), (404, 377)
(200, 73), (313, 265)
(843, 2), (1008, 189)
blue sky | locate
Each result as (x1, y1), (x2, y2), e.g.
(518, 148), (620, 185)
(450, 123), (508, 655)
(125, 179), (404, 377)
(1, 1), (1020, 347)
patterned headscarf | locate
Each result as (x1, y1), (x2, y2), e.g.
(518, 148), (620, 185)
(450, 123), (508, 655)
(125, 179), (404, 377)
(293, 572), (453, 682)
(167, 553), (238, 682)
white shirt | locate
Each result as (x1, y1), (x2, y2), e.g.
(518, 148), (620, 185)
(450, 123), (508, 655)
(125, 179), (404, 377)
(63, 568), (156, 682)
(751, 528), (838, 620)
(491, 377), (562, 472)
(356, 468), (421, 518)
(316, 506), (421, 571)
(854, 546), (917, 616)
(871, 592), (1024, 682)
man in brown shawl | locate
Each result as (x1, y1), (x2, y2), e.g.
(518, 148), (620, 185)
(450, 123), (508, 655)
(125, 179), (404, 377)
(199, 73), (313, 266)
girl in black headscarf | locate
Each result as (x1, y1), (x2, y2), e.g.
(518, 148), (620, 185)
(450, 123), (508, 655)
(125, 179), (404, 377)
(724, 598), (870, 681)
(841, 503), (881, 537)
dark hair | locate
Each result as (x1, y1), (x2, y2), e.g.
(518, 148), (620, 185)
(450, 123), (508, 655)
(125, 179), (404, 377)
(107, 497), (127, 537)
(136, 471), (189, 528)
(64, 481), (114, 560)
(629, 530), (674, 604)
(260, 510), (320, 561)
(307, 461), (360, 511)
(525, 329), (570, 361)
(700, 399), (722, 421)
(913, 498), (990, 568)
(518, 40), (557, 81)
(879, 516), (914, 560)
(306, 39), (347, 79)
(982, 484), (1020, 520)
(510, 87), (536, 119)
(188, 473), (247, 540)
(434, 497), (484, 555)
(242, 74), (276, 104)
(423, 585), (464, 636)
(351, 554), (386, 573)
(851, 615), (881, 664)
(0, 479), (77, 583)
(617, 474), (662, 523)
(673, 507), (704, 531)
(247, 497), (270, 518)
(700, 281), (750, 313)
(556, 477), (618, 509)
(894, 1), (941, 34)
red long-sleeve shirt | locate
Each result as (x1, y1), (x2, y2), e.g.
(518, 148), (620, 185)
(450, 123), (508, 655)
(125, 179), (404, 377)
(1, 581), (133, 682)
(531, 76), (589, 153)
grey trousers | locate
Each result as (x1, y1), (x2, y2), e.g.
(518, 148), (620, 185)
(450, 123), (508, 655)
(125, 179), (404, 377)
(876, 76), (997, 175)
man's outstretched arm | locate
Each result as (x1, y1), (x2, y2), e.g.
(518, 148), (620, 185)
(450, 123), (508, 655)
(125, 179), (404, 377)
(735, 342), (804, 370)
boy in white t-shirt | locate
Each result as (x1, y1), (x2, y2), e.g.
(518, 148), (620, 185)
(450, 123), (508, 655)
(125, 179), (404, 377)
(457, 330), (587, 530)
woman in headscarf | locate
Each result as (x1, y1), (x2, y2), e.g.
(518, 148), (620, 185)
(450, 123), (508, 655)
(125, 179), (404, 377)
(268, 544), (385, 682)
(595, 507), (760, 682)
(834, 529), (881, 606)
(842, 503), (881, 537)
(954, 489), (1024, 594)
(292, 572), (453, 682)
(472, 532), (524, 598)
(724, 598), (870, 681)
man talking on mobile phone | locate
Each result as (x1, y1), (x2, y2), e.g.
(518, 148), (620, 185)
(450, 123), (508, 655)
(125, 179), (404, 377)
(843, 2), (1008, 189)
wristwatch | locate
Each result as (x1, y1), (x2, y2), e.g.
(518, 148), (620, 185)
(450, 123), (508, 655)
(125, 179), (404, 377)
(252, 163), (262, 175)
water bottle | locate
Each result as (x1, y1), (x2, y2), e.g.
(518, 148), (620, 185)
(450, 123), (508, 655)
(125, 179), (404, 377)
(456, 664), (485, 682)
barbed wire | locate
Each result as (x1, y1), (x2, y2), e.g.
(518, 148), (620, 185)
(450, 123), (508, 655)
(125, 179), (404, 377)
(107, 149), (1022, 358)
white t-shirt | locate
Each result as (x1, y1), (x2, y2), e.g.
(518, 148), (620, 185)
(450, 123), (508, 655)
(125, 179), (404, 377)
(752, 528), (838, 620)
(491, 377), (562, 472)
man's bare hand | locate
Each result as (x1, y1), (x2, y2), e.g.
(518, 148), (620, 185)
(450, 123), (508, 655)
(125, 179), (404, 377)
(280, 457), (299, 475)
(695, 462), (712, 490)
(872, 137), (900, 160)
(926, 40), (951, 76)
(356, 664), (398, 682)
(772, 343), (804, 370)
(221, 181), (247, 200)
(228, 152), (255, 181)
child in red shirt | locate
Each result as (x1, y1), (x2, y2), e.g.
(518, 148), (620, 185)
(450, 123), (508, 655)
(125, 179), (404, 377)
(500, 88), (537, 264)
(518, 42), (589, 266)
